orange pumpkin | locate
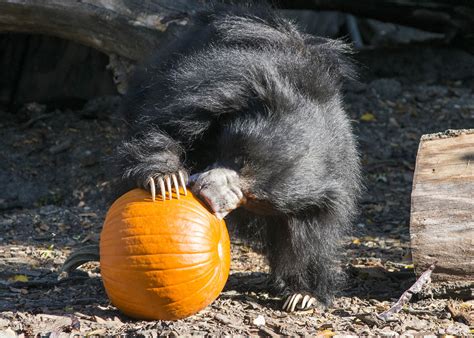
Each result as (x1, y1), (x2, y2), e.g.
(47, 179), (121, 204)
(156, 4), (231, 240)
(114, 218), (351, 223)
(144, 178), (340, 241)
(100, 188), (230, 320)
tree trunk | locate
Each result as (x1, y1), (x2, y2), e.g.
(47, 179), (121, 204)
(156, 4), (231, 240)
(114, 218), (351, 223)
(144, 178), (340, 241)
(410, 129), (474, 282)
(0, 0), (197, 62)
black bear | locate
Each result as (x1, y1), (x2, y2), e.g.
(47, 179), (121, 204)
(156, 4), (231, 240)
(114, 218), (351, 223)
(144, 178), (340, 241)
(116, 4), (361, 311)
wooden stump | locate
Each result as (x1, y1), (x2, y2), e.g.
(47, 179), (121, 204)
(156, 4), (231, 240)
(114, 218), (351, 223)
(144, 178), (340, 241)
(410, 129), (474, 282)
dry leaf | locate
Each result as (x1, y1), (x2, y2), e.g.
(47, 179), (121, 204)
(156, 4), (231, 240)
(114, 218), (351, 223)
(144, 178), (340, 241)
(317, 329), (335, 337)
(10, 274), (28, 282)
(360, 112), (376, 122)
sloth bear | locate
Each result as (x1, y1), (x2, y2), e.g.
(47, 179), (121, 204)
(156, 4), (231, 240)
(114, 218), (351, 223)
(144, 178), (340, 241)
(116, 4), (361, 312)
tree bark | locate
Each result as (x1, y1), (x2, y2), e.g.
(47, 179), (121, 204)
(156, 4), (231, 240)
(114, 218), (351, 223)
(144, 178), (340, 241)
(0, 0), (197, 62)
(410, 129), (474, 282)
(278, 0), (474, 39)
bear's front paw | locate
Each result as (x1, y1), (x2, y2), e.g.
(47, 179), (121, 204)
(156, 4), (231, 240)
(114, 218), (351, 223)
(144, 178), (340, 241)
(189, 168), (245, 219)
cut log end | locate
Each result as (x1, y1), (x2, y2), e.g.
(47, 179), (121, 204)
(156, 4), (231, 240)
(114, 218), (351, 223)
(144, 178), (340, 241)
(410, 129), (474, 283)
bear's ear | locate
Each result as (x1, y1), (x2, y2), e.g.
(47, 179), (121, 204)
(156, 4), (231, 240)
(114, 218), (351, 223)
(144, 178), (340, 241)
(307, 37), (357, 82)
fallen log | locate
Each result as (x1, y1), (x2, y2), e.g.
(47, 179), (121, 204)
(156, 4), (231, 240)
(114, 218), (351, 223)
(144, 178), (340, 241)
(0, 0), (195, 62)
(2, 0), (473, 60)
(410, 129), (474, 282)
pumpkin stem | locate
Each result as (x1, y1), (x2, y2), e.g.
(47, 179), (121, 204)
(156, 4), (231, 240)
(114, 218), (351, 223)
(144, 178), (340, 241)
(59, 244), (100, 280)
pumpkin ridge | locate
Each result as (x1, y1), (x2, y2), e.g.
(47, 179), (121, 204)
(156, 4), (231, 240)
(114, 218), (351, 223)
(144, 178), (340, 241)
(100, 260), (210, 272)
(101, 251), (214, 257)
(116, 222), (213, 239)
(162, 262), (222, 309)
(101, 291), (157, 309)
(119, 214), (211, 227)
(217, 257), (229, 292)
(101, 277), (169, 307)
(107, 193), (137, 209)
(102, 263), (220, 316)
(156, 198), (211, 217)
(144, 263), (216, 291)
(100, 233), (212, 243)
(100, 245), (213, 253)
(103, 262), (215, 292)
(116, 197), (211, 220)
(116, 215), (212, 230)
(103, 200), (162, 221)
(105, 195), (145, 217)
(101, 236), (214, 245)
(100, 241), (213, 249)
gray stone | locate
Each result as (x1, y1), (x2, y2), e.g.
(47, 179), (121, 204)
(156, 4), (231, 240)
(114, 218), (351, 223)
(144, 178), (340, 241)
(369, 78), (402, 100)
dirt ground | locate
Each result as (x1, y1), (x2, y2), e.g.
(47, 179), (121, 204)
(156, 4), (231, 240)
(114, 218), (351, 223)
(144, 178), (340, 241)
(1, 44), (473, 336)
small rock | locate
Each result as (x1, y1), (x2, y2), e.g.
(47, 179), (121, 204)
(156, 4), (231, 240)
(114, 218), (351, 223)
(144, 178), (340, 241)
(80, 151), (98, 167)
(0, 218), (13, 227)
(49, 139), (72, 154)
(39, 205), (60, 215)
(80, 95), (121, 120)
(56, 333), (74, 338)
(0, 318), (9, 329)
(25, 102), (47, 114)
(0, 328), (16, 338)
(389, 117), (400, 128)
(445, 323), (470, 335)
(16, 103), (47, 123)
(252, 315), (265, 327)
(400, 329), (417, 338)
(39, 223), (50, 231)
(136, 330), (158, 338)
(214, 314), (232, 325)
(94, 315), (108, 324)
(415, 85), (448, 102)
(404, 318), (429, 331)
(346, 80), (367, 93)
(378, 328), (399, 337)
(369, 78), (402, 100)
